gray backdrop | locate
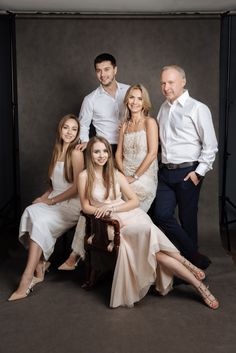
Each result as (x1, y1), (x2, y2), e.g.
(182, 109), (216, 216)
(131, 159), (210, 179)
(15, 16), (220, 246)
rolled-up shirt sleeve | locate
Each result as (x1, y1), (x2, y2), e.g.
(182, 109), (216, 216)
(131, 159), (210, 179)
(194, 103), (218, 176)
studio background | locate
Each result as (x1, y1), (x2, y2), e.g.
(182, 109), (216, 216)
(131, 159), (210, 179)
(16, 16), (220, 248)
(3, 13), (236, 353)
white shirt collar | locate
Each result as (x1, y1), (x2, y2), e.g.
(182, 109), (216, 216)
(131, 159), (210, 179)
(167, 90), (189, 107)
(98, 81), (119, 95)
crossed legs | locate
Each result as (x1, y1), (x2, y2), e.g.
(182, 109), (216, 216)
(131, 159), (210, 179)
(156, 251), (219, 309)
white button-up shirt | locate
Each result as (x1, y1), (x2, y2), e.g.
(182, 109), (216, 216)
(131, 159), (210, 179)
(79, 82), (129, 144)
(157, 90), (218, 176)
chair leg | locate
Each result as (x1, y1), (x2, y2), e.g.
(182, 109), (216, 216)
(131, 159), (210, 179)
(82, 269), (101, 290)
(82, 251), (104, 289)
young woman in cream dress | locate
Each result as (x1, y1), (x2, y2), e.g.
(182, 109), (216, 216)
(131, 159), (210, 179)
(9, 115), (84, 301)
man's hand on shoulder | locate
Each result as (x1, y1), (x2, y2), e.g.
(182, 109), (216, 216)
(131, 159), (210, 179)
(75, 142), (87, 151)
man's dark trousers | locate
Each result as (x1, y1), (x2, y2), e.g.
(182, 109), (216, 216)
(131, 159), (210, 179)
(152, 164), (202, 262)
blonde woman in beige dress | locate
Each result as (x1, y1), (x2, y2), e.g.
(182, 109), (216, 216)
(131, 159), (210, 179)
(77, 136), (219, 309)
(115, 84), (158, 212)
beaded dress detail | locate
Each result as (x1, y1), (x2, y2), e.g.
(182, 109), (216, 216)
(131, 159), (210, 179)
(123, 129), (158, 211)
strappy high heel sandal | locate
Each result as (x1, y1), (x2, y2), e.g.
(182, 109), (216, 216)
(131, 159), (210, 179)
(197, 283), (219, 310)
(181, 256), (206, 280)
(33, 261), (51, 285)
(8, 279), (35, 301)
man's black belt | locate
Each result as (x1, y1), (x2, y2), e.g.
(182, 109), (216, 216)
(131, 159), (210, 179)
(162, 161), (198, 170)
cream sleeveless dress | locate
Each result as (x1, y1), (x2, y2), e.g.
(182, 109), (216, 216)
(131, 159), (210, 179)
(19, 162), (81, 260)
(123, 129), (158, 212)
(73, 171), (179, 308)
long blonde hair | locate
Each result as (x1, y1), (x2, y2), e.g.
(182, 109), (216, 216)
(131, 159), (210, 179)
(123, 84), (152, 122)
(85, 136), (116, 201)
(48, 114), (80, 183)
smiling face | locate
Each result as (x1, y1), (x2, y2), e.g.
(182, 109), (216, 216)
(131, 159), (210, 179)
(92, 141), (109, 167)
(127, 88), (143, 114)
(95, 60), (117, 87)
(160, 68), (186, 103)
(60, 118), (79, 144)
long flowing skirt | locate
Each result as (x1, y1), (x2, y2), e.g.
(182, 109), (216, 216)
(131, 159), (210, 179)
(19, 196), (81, 260)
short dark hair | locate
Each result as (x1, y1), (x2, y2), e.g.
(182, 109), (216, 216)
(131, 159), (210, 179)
(94, 53), (117, 68)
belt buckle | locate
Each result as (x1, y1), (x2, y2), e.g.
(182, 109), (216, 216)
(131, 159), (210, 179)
(168, 163), (176, 170)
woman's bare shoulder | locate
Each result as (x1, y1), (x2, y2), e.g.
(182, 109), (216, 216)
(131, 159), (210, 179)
(145, 117), (157, 125)
(145, 117), (158, 131)
(121, 121), (128, 132)
(116, 169), (126, 182)
(79, 169), (88, 179)
(72, 148), (84, 158)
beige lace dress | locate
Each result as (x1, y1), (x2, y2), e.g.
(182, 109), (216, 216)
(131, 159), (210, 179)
(123, 129), (158, 212)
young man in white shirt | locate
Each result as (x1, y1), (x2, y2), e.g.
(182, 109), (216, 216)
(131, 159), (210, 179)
(152, 65), (218, 270)
(78, 53), (129, 154)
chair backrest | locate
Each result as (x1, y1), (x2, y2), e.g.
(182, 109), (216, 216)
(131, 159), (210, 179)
(82, 211), (120, 256)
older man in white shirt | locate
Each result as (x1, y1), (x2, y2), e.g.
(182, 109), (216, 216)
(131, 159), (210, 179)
(152, 65), (218, 270)
(78, 53), (129, 154)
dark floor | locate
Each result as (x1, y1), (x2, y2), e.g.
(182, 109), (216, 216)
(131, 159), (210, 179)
(0, 224), (236, 353)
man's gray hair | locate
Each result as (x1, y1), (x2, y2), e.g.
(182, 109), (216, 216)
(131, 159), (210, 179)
(161, 65), (186, 80)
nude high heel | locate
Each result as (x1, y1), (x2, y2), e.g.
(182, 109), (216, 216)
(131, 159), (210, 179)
(197, 283), (219, 310)
(181, 256), (206, 281)
(58, 256), (80, 271)
(8, 279), (35, 301)
(33, 261), (51, 285)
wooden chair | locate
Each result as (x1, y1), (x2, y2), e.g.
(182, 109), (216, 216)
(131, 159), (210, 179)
(81, 211), (120, 289)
